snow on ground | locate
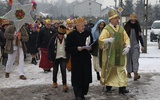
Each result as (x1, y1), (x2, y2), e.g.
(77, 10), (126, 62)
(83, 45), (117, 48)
(0, 35), (159, 90)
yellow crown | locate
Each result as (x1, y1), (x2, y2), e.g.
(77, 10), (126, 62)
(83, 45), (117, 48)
(45, 19), (51, 24)
(66, 18), (74, 24)
(74, 17), (85, 24)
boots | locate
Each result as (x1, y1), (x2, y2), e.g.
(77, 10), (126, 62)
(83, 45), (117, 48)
(63, 84), (68, 92)
(119, 87), (129, 95)
(53, 82), (58, 88)
(106, 86), (112, 93)
(31, 58), (37, 65)
(127, 73), (132, 78)
(5, 73), (10, 78)
(96, 72), (100, 80)
(134, 72), (140, 81)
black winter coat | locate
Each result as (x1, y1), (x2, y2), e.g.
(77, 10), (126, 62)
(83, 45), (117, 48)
(37, 27), (56, 48)
(66, 30), (93, 86)
(26, 30), (39, 54)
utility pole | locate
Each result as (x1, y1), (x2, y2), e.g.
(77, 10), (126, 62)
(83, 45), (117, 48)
(115, 0), (117, 8)
(142, 0), (148, 53)
(119, 0), (123, 25)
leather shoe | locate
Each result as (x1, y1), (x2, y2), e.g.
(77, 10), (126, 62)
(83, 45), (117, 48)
(53, 82), (58, 88)
(63, 84), (68, 92)
(19, 75), (27, 80)
(127, 73), (132, 78)
(119, 89), (129, 95)
(5, 73), (10, 78)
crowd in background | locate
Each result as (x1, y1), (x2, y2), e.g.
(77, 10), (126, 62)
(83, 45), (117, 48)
(0, 9), (144, 100)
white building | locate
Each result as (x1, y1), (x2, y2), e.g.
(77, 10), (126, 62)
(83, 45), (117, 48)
(73, 0), (102, 17)
(100, 6), (112, 17)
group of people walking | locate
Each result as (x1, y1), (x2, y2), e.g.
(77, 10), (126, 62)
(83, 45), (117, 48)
(0, 9), (144, 100)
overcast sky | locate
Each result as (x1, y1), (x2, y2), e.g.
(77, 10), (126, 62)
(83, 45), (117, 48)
(35, 0), (158, 8)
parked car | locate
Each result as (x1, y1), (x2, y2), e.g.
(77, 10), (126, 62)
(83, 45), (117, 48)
(150, 20), (160, 42)
(157, 33), (160, 49)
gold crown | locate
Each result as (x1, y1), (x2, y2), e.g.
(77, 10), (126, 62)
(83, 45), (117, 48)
(45, 19), (51, 24)
(66, 18), (74, 24)
(108, 9), (119, 20)
(58, 25), (66, 35)
(74, 17), (85, 24)
(130, 14), (137, 20)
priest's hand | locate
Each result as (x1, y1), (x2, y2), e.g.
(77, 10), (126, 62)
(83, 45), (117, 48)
(77, 46), (83, 51)
(104, 37), (114, 45)
(85, 46), (91, 51)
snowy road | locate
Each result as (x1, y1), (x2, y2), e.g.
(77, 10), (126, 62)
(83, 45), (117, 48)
(0, 34), (160, 100)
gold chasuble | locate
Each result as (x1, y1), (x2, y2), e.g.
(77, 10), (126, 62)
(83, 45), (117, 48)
(99, 24), (130, 87)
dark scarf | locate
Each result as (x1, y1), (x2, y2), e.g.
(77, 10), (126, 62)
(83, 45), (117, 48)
(124, 20), (141, 43)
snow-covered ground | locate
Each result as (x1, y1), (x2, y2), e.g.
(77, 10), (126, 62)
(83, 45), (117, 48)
(0, 30), (159, 90)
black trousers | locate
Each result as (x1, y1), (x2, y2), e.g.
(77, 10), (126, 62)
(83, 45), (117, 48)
(53, 58), (67, 85)
(73, 85), (89, 98)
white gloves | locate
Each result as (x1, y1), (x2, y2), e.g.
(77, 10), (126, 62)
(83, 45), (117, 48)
(122, 46), (130, 55)
(104, 37), (114, 45)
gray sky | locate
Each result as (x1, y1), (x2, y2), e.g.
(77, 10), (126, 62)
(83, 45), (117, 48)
(35, 0), (157, 8)
(1, 0), (156, 8)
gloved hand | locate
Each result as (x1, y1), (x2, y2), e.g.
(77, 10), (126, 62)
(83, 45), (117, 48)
(104, 37), (114, 45)
(122, 46), (130, 55)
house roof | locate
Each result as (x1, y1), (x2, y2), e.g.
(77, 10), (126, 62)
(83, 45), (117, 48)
(74, 0), (102, 6)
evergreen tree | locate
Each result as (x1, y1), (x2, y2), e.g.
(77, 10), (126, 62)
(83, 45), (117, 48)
(152, 4), (160, 21)
(122, 0), (134, 16)
(135, 0), (144, 25)
(147, 4), (153, 26)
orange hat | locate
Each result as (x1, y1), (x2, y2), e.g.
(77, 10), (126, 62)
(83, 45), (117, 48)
(2, 20), (10, 26)
(130, 14), (137, 20)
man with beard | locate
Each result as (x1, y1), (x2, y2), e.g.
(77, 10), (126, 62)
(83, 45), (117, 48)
(124, 14), (144, 81)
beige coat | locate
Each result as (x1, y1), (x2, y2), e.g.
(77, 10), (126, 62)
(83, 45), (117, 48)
(4, 25), (29, 54)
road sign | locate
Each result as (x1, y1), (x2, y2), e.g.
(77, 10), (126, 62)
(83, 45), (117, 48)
(118, 7), (123, 13)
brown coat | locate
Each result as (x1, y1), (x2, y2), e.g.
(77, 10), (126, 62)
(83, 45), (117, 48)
(4, 25), (29, 54)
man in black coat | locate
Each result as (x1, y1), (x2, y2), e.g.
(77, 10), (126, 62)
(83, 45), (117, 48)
(66, 17), (93, 100)
(37, 19), (55, 72)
